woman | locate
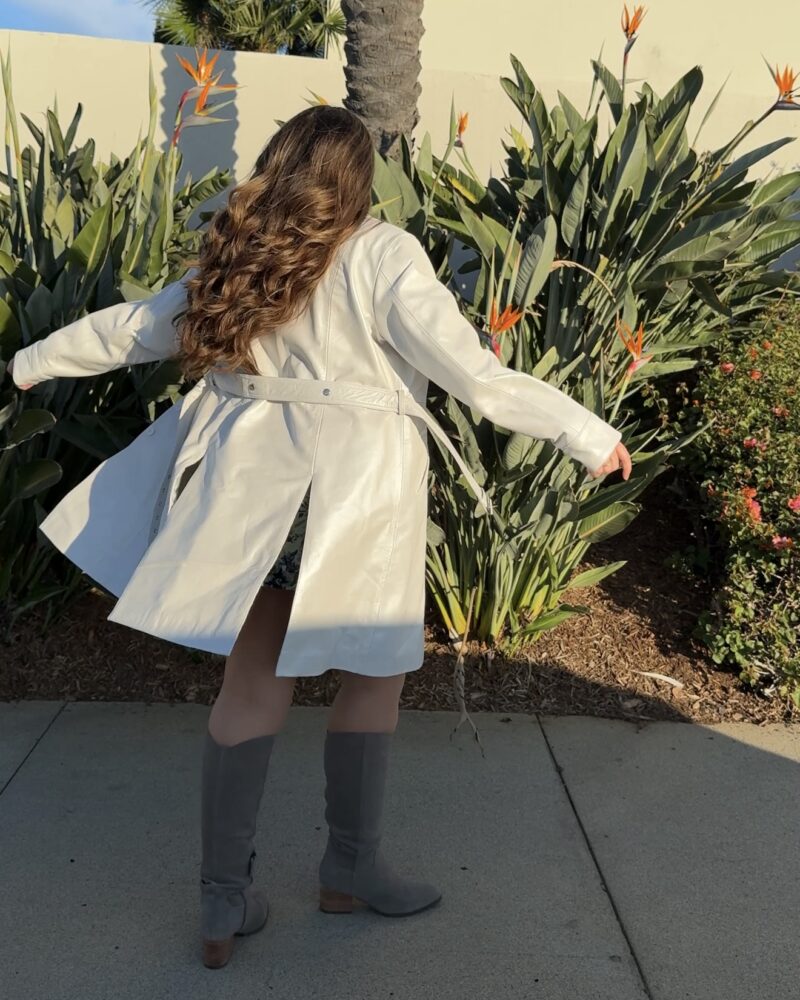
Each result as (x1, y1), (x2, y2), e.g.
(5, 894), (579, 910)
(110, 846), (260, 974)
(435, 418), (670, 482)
(8, 104), (631, 969)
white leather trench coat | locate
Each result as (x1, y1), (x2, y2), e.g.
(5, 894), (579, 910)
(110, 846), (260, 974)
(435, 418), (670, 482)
(10, 216), (621, 677)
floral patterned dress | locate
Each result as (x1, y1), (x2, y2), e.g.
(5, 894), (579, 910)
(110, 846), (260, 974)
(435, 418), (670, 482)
(262, 486), (310, 590)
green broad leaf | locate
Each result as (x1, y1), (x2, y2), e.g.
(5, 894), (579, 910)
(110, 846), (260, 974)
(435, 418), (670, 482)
(752, 170), (800, 207)
(521, 603), (590, 635)
(708, 137), (795, 193)
(416, 132), (433, 178)
(578, 457), (666, 516)
(577, 500), (639, 542)
(20, 112), (44, 147)
(630, 358), (697, 379)
(502, 430), (539, 470)
(454, 199), (495, 261)
(426, 518), (446, 547)
(67, 198), (112, 271)
(14, 459), (62, 500)
(591, 60), (623, 122)
(737, 224), (800, 264)
(445, 396), (486, 486)
(514, 215), (557, 310)
(557, 91), (586, 134)
(605, 121), (649, 223)
(5, 409), (56, 447)
(46, 109), (67, 160)
(135, 359), (184, 402)
(653, 103), (691, 171)
(691, 277), (732, 317)
(561, 163), (589, 247)
(53, 196), (75, 242)
(52, 418), (117, 460)
(565, 560), (628, 591)
(530, 345), (559, 380)
(0, 396), (15, 431)
(652, 231), (731, 266)
(652, 67), (703, 129)
(24, 283), (55, 337)
(0, 297), (21, 355)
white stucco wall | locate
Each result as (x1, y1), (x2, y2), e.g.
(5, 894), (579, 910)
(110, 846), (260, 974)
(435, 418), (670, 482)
(2, 1), (800, 211)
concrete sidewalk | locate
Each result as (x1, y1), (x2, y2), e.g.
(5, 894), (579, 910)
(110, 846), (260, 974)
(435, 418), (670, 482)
(0, 701), (797, 1000)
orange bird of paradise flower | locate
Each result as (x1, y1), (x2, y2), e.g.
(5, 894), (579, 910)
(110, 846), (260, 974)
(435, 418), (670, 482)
(455, 111), (469, 147)
(621, 4), (646, 41)
(176, 46), (237, 110)
(176, 47), (222, 87)
(767, 62), (800, 106)
(616, 318), (653, 374)
(172, 47), (238, 145)
(488, 301), (524, 357)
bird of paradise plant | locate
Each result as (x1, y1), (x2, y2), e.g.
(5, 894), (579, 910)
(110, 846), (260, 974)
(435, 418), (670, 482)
(764, 60), (800, 113)
(609, 319), (652, 422)
(452, 109), (484, 187)
(171, 46), (238, 147)
(487, 301), (524, 358)
(621, 4), (646, 97)
(155, 47), (238, 267)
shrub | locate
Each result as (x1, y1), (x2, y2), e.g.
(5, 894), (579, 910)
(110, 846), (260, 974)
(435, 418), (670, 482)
(372, 34), (800, 657)
(676, 300), (800, 706)
(0, 47), (232, 619)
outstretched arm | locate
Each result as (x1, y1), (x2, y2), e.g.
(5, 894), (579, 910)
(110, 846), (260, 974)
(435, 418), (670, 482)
(372, 230), (623, 475)
(8, 269), (197, 389)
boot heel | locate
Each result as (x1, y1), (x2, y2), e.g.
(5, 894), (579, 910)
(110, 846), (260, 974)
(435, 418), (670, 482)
(202, 936), (235, 969)
(319, 885), (354, 913)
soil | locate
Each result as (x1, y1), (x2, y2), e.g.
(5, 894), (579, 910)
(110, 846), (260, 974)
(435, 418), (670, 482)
(1, 478), (796, 726)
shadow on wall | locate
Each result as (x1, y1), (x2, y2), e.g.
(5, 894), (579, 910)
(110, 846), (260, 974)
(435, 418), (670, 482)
(158, 43), (240, 227)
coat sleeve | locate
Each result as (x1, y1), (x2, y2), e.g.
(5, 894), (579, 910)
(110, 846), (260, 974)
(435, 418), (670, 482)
(9, 270), (196, 389)
(371, 230), (622, 474)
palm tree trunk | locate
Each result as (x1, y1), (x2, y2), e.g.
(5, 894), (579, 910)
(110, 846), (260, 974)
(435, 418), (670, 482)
(340, 0), (424, 160)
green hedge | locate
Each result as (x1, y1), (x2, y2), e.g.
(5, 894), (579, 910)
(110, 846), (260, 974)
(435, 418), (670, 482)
(679, 299), (800, 706)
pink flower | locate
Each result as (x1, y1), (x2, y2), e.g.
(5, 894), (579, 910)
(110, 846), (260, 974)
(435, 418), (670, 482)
(740, 486), (762, 522)
(720, 361), (735, 374)
(788, 495), (800, 512)
(743, 437), (759, 449)
(772, 405), (789, 418)
(763, 340), (773, 349)
(750, 370), (763, 380)
(771, 535), (793, 550)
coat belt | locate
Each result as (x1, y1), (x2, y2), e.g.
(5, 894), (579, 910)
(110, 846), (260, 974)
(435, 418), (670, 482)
(206, 369), (494, 518)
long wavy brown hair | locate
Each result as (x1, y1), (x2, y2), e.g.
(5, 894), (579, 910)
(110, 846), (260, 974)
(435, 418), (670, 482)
(175, 104), (375, 381)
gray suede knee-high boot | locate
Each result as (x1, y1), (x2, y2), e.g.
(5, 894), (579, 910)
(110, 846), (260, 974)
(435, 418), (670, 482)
(318, 730), (442, 917)
(200, 729), (275, 968)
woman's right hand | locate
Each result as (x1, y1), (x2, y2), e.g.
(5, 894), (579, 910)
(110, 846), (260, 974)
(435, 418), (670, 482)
(590, 441), (632, 480)
(6, 357), (33, 390)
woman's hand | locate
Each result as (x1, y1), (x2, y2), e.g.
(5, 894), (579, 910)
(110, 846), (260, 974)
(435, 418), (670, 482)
(6, 357), (33, 391)
(590, 442), (632, 481)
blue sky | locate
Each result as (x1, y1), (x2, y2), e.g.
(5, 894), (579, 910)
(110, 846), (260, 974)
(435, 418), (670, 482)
(1, 1), (155, 42)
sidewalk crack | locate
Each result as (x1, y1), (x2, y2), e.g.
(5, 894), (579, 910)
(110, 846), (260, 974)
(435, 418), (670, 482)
(536, 714), (655, 1000)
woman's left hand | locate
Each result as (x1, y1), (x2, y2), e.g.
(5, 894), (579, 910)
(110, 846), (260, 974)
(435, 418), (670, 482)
(590, 442), (632, 481)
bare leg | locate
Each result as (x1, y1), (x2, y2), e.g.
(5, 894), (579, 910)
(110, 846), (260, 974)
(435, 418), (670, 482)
(326, 670), (407, 733)
(207, 585), (298, 746)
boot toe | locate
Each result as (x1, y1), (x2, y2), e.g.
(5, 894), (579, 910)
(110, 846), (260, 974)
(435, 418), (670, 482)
(366, 880), (442, 917)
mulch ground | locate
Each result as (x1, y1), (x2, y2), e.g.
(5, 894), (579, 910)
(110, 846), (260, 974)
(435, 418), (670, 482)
(2, 479), (796, 725)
